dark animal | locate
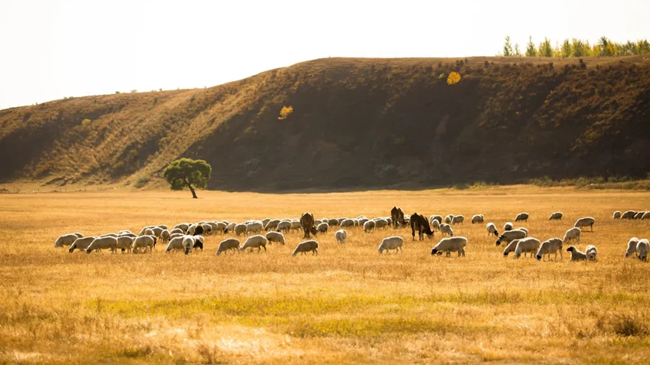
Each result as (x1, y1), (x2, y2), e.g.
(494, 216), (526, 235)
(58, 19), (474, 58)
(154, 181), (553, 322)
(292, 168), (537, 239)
(390, 206), (407, 229)
(410, 213), (434, 241)
(193, 225), (204, 236)
(300, 212), (318, 239)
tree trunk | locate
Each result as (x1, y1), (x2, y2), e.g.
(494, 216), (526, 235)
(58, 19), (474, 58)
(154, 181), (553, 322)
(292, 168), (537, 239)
(184, 180), (198, 199)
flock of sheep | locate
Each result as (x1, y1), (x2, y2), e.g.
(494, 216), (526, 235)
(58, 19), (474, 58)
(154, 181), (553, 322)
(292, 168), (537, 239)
(52, 207), (649, 261)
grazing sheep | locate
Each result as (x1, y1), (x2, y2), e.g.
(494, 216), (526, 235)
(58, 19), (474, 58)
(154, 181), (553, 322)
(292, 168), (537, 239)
(290, 220), (302, 231)
(444, 214), (454, 224)
(496, 229), (527, 246)
(613, 211), (622, 219)
(165, 236), (185, 253)
(86, 236), (118, 254)
(119, 232), (137, 239)
(637, 239), (649, 261)
(240, 235), (268, 253)
(73, 232), (83, 238)
(390, 207), (407, 228)
(514, 237), (541, 259)
(316, 223), (329, 234)
(160, 229), (170, 243)
(430, 220), (441, 231)
(574, 217), (595, 232)
(548, 212), (563, 220)
(517, 227), (529, 236)
(233, 224), (247, 236)
(157, 225), (168, 230)
(68, 237), (96, 253)
(357, 218), (369, 227)
(174, 223), (190, 233)
(374, 218), (389, 229)
(566, 246), (588, 261)
(430, 215), (443, 224)
(452, 215), (465, 225)
(585, 245), (598, 261)
(486, 223), (498, 237)
(363, 220), (375, 233)
(562, 227), (581, 244)
(216, 238), (241, 255)
(300, 213), (318, 238)
(502, 239), (521, 257)
(169, 232), (184, 240)
(276, 221), (291, 233)
(200, 224), (213, 236)
(335, 229), (347, 244)
(635, 212), (645, 220)
(261, 218), (271, 227)
(440, 224), (454, 237)
(431, 237), (468, 257)
(54, 233), (80, 248)
(246, 221), (264, 235)
(328, 218), (339, 227)
(265, 219), (280, 231)
(471, 214), (484, 224)
(265, 231), (286, 245)
(182, 236), (196, 255)
(535, 238), (563, 261)
(170, 228), (184, 235)
(292, 240), (319, 256)
(132, 235), (157, 253)
(625, 237), (640, 258)
(225, 222), (236, 233)
(622, 210), (637, 219)
(642, 212), (650, 220)
(116, 236), (135, 253)
(118, 230), (134, 235)
(193, 235), (205, 251)
(212, 221), (227, 234)
(515, 212), (529, 222)
(378, 236), (404, 254)
(339, 219), (355, 228)
(504, 222), (513, 231)
(100, 233), (118, 238)
(151, 227), (163, 238)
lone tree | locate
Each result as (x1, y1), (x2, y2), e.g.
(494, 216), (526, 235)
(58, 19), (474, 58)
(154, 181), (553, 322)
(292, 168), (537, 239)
(163, 158), (212, 199)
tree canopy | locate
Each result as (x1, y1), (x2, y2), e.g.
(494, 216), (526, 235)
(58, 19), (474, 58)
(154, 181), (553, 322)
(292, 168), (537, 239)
(163, 158), (212, 198)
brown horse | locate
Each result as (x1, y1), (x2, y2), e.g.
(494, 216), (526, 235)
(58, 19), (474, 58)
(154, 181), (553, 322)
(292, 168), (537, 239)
(300, 212), (319, 239)
(411, 213), (434, 241)
(390, 206), (407, 229)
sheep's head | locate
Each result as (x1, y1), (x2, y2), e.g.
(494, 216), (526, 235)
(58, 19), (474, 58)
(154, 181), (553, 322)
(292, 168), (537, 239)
(495, 239), (502, 246)
(535, 254), (542, 260)
(566, 246), (575, 252)
(68, 246), (75, 253)
(430, 248), (437, 255)
(310, 227), (318, 236)
(193, 241), (203, 251)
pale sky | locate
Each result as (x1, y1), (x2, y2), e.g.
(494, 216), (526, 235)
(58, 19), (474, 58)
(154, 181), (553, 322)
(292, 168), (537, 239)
(0, 0), (648, 110)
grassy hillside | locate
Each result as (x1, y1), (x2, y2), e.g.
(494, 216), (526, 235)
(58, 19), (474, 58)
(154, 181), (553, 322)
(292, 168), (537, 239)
(1, 55), (650, 191)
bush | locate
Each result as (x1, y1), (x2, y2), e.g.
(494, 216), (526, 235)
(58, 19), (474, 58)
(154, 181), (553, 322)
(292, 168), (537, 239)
(611, 315), (647, 337)
(81, 119), (92, 126)
(134, 176), (150, 189)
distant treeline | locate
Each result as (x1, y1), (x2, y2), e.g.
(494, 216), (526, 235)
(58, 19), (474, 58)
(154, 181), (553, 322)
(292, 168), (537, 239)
(500, 36), (650, 58)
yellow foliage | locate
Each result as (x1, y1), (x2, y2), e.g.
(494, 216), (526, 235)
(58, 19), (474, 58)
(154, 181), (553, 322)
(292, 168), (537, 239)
(81, 118), (92, 126)
(447, 72), (461, 85)
(278, 105), (293, 120)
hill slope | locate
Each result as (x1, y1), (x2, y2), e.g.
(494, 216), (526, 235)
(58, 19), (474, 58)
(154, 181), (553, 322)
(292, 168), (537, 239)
(1, 56), (650, 191)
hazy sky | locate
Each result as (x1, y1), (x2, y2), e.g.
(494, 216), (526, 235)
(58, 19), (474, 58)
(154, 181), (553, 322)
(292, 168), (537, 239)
(1, 0), (648, 110)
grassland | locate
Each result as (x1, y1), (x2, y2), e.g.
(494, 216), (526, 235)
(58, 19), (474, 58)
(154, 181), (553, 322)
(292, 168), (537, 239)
(1, 186), (650, 364)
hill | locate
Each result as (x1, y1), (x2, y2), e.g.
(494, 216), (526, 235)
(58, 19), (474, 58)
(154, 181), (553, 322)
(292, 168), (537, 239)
(1, 56), (650, 191)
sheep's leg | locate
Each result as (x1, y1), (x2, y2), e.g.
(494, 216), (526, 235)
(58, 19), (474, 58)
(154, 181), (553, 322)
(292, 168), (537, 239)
(411, 226), (416, 241)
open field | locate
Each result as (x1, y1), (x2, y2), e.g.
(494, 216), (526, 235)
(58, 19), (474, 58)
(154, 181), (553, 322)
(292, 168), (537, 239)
(1, 186), (650, 364)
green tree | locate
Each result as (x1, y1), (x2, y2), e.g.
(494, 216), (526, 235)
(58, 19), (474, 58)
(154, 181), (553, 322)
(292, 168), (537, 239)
(503, 36), (514, 56)
(525, 36), (537, 57)
(572, 39), (588, 57)
(598, 36), (612, 56)
(514, 43), (521, 56)
(561, 39), (572, 58)
(163, 158), (212, 199)
(637, 39), (650, 54)
(538, 37), (553, 57)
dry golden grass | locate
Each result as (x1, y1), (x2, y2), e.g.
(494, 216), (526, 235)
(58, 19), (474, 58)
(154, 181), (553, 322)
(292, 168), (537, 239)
(1, 186), (650, 364)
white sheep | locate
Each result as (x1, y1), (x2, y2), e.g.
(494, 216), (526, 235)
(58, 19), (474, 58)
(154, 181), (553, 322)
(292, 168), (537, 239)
(216, 238), (241, 255)
(515, 212), (529, 222)
(200, 224), (213, 235)
(165, 236), (185, 253)
(213, 221), (227, 234)
(174, 223), (190, 233)
(535, 238), (563, 261)
(430, 236), (468, 257)
(86, 236), (118, 254)
(68, 237), (96, 253)
(193, 235), (205, 251)
(517, 227), (529, 236)
(622, 210), (637, 219)
(290, 220), (302, 231)
(563, 227), (581, 244)
(625, 237), (639, 258)
(374, 218), (389, 229)
(585, 245), (598, 261)
(452, 215), (465, 225)
(514, 237), (541, 259)
(566, 246), (587, 261)
(357, 218), (369, 227)
(502, 239), (521, 257)
(54, 233), (80, 248)
(265, 231), (286, 245)
(504, 222), (513, 231)
(328, 218), (339, 227)
(613, 211), (621, 219)
(495, 229), (527, 246)
(116, 236), (135, 253)
(486, 223), (498, 237)
(181, 235), (197, 254)
(169, 232), (184, 240)
(233, 223), (247, 236)
(634, 212), (645, 219)
(225, 222), (236, 232)
(430, 219), (441, 231)
(265, 219), (280, 231)
(574, 217), (595, 232)
(335, 229), (347, 244)
(430, 215), (443, 224)
(440, 224), (454, 237)
(292, 240), (319, 256)
(363, 220), (375, 233)
(276, 221), (291, 233)
(170, 227), (184, 235)
(240, 235), (268, 253)
(471, 214), (484, 224)
(261, 218), (271, 227)
(548, 212), (563, 220)
(246, 221), (264, 235)
(642, 212), (650, 220)
(444, 214), (454, 224)
(378, 236), (403, 254)
(339, 219), (354, 228)
(118, 230), (134, 235)
(160, 229), (170, 243)
(316, 222), (329, 234)
(637, 239), (649, 261)
(132, 235), (157, 253)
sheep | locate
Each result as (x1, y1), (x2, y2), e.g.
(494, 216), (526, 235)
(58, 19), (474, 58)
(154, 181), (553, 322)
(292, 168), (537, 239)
(187, 224), (204, 236)
(265, 219), (280, 231)
(430, 220), (441, 231)
(200, 224), (213, 236)
(635, 212), (645, 220)
(504, 222), (513, 231)
(363, 220), (375, 233)
(585, 245), (598, 261)
(517, 227), (529, 236)
(174, 223), (190, 233)
(613, 211), (622, 219)
(151, 227), (164, 238)
(548, 212), (563, 220)
(515, 212), (529, 222)
(357, 218), (369, 227)
(132, 235), (157, 253)
(169, 232), (184, 240)
(157, 225), (168, 230)
(292, 240), (319, 256)
(100, 233), (118, 238)
(142, 228), (155, 236)
(574, 217), (595, 232)
(335, 229), (347, 244)
(119, 232), (137, 239)
(430, 236), (468, 257)
(316, 222), (329, 234)
(261, 218), (271, 227)
(216, 238), (241, 255)
(495, 229), (527, 246)
(73, 232), (83, 238)
(486, 223), (498, 237)
(170, 227), (184, 235)
(451, 215), (465, 225)
(642, 212), (650, 220)
(430, 215), (443, 224)
(165, 236), (185, 253)
(622, 210), (637, 219)
(276, 221), (291, 233)
(182, 235), (197, 255)
(374, 218), (389, 229)
(566, 246), (588, 261)
(514, 237), (541, 259)
(563, 227), (581, 244)
(86, 236), (118, 254)
(502, 239), (521, 257)
(340, 219), (355, 228)
(160, 229), (170, 243)
(212, 221), (227, 234)
(378, 236), (403, 254)
(471, 214), (484, 224)
(68, 237), (96, 253)
(637, 239), (649, 261)
(233, 224), (247, 236)
(225, 222), (236, 233)
(290, 220), (302, 232)
(444, 214), (454, 224)
(440, 224), (454, 237)
(246, 221), (264, 235)
(118, 230), (134, 235)
(625, 237), (640, 258)
(265, 231), (285, 245)
(116, 236), (135, 253)
(240, 235), (268, 253)
(193, 235), (205, 251)
(328, 218), (339, 227)
(535, 238), (563, 261)
(54, 233), (80, 248)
